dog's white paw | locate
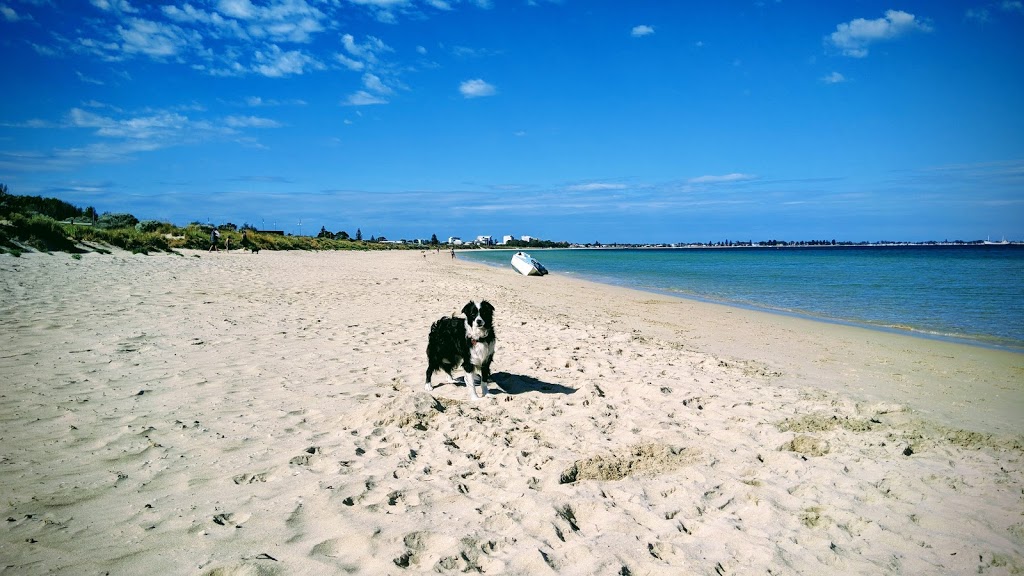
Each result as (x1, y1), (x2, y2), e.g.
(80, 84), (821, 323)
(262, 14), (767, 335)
(424, 382), (433, 392)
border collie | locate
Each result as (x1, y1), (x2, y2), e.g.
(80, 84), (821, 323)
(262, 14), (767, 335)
(425, 300), (496, 400)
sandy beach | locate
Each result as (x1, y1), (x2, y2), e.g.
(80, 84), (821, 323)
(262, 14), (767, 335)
(1, 248), (1022, 575)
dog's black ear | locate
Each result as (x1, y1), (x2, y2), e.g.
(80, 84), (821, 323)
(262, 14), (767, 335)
(479, 300), (494, 317)
(461, 301), (478, 316)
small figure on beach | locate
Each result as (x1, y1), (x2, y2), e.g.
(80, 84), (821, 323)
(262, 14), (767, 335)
(225, 235), (231, 251)
(209, 228), (220, 252)
(451, 248), (456, 259)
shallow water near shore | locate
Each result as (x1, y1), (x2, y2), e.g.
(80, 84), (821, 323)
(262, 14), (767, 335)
(462, 245), (1024, 351)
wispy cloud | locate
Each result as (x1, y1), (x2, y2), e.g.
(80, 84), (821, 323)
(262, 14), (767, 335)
(339, 33), (392, 66)
(459, 78), (497, 98)
(252, 44), (324, 77)
(1001, 0), (1024, 13)
(90, 0), (138, 15)
(822, 71), (846, 84)
(344, 91), (388, 106)
(631, 24), (654, 37)
(965, 7), (992, 23)
(828, 10), (932, 58)
(1, 4), (24, 21)
(242, 96), (307, 107)
(224, 115), (283, 128)
(966, 1), (1024, 23)
(362, 73), (394, 95)
(566, 182), (628, 192)
(0, 105), (277, 172)
(688, 173), (758, 184)
(76, 71), (105, 85)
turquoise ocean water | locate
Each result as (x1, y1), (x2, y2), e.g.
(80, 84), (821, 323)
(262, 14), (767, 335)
(461, 246), (1024, 352)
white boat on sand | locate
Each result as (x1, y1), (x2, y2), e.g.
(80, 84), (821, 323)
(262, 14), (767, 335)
(511, 251), (548, 276)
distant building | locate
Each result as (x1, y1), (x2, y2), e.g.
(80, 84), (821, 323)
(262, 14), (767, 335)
(501, 235), (514, 245)
(475, 235), (493, 245)
(521, 235), (533, 243)
(447, 236), (462, 245)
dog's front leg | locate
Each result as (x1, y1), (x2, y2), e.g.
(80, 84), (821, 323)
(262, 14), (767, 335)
(478, 370), (489, 397)
(466, 370), (482, 400)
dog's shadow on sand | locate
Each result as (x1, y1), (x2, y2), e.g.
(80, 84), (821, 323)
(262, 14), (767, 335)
(490, 372), (577, 396)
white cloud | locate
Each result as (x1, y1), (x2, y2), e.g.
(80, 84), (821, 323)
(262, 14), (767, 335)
(631, 24), (655, 37)
(1, 5), (21, 21)
(336, 53), (365, 71)
(1002, 1), (1024, 13)
(244, 96), (306, 107)
(347, 0), (409, 6)
(828, 10), (932, 58)
(822, 71), (846, 84)
(252, 45), (323, 77)
(688, 173), (757, 184)
(459, 78), (497, 98)
(340, 33), (392, 64)
(218, 0), (256, 20)
(76, 71), (105, 85)
(224, 115), (283, 128)
(346, 0), (409, 23)
(344, 91), (388, 106)
(567, 183), (628, 192)
(91, 0), (138, 14)
(67, 107), (223, 144)
(117, 17), (193, 58)
(966, 7), (992, 23)
(0, 105), (282, 172)
(362, 73), (393, 94)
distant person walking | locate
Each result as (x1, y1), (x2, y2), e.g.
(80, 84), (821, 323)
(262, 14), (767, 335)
(451, 248), (455, 259)
(209, 228), (220, 252)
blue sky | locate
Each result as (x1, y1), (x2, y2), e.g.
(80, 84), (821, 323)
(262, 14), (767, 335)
(1, 0), (1022, 243)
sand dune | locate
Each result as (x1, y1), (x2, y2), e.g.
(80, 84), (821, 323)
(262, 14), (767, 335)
(1, 248), (1021, 574)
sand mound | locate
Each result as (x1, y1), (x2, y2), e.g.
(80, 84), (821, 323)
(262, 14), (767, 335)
(560, 443), (701, 483)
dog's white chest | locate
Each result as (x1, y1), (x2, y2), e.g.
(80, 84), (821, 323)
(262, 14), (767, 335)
(469, 339), (494, 366)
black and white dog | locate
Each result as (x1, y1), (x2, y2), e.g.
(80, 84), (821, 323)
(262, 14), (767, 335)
(425, 300), (496, 400)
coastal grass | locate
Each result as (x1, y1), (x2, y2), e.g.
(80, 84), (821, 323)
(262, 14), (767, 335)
(0, 214), (416, 256)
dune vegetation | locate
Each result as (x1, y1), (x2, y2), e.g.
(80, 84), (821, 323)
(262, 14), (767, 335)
(0, 184), (412, 256)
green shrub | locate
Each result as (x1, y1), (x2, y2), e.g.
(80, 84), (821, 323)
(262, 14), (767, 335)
(136, 220), (174, 234)
(96, 212), (140, 230)
(66, 223), (172, 254)
(9, 213), (79, 252)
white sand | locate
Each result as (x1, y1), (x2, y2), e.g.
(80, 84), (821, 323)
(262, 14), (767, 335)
(1, 248), (1022, 575)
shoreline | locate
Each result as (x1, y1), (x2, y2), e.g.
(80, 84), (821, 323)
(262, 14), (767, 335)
(459, 246), (1024, 354)
(1, 249), (1021, 574)
(451, 252), (1023, 436)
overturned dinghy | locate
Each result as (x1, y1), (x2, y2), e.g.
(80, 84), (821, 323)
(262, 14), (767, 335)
(511, 251), (548, 276)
